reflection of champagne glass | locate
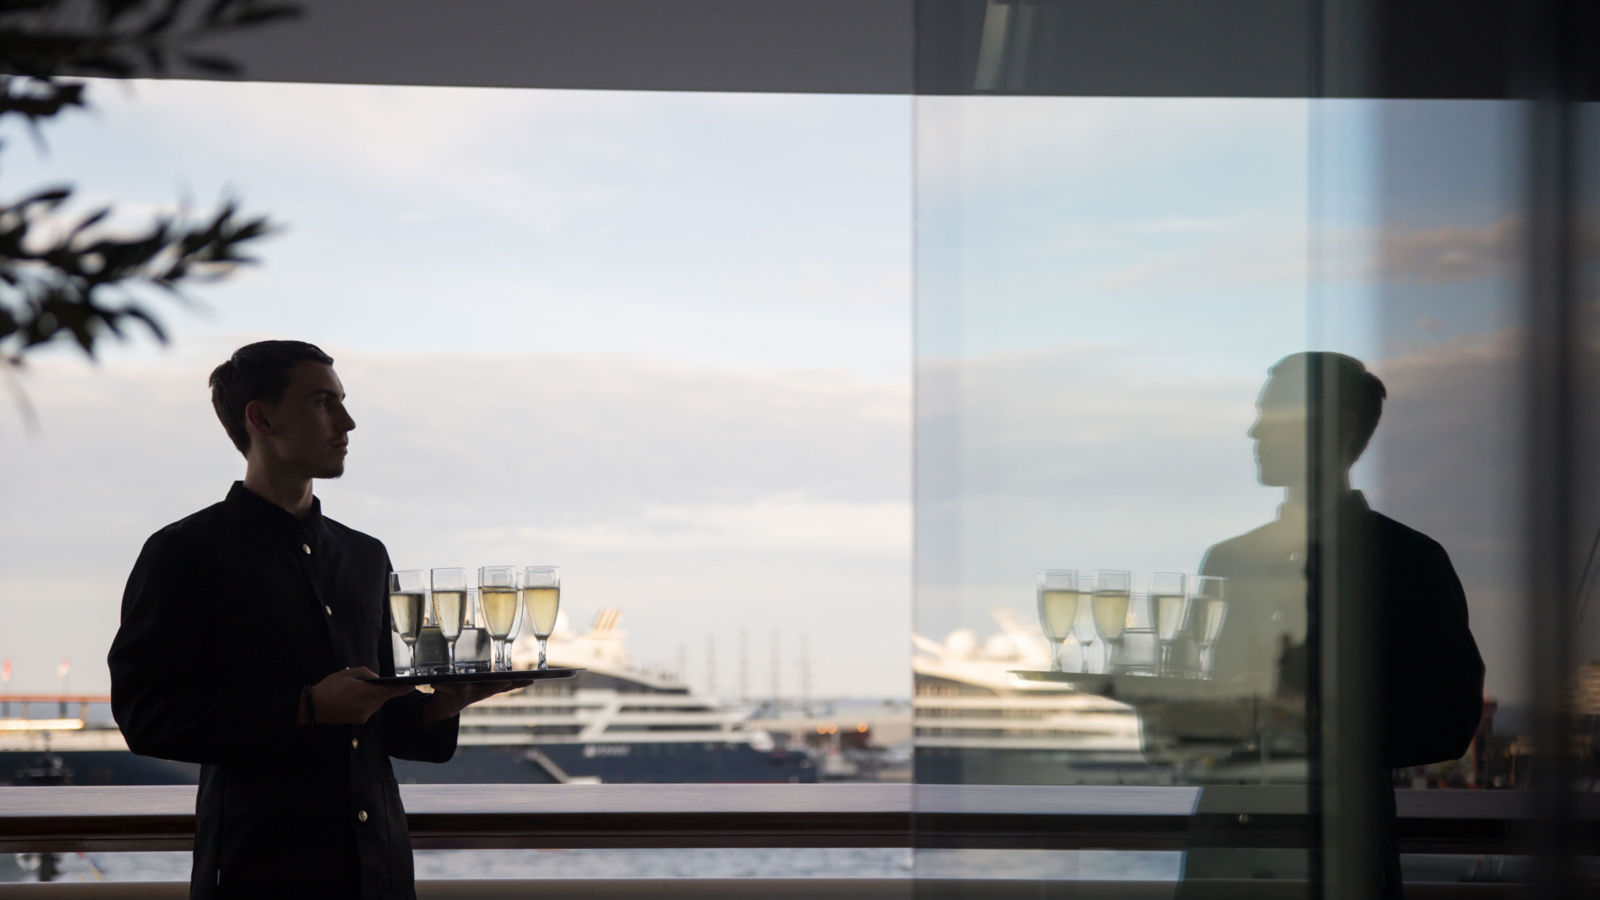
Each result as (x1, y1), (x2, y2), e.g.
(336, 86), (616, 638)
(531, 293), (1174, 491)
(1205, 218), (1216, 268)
(1150, 572), (1189, 676)
(431, 567), (468, 673)
(1190, 576), (1227, 677)
(479, 566), (520, 672)
(1092, 570), (1131, 673)
(1036, 570), (1081, 673)
(389, 569), (426, 675)
(522, 566), (560, 671)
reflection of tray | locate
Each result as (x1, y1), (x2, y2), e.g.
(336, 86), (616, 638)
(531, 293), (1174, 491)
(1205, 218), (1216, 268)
(363, 667), (582, 687)
(1010, 670), (1226, 701)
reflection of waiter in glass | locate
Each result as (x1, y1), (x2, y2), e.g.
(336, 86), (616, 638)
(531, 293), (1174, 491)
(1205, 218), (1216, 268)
(1185, 352), (1484, 898)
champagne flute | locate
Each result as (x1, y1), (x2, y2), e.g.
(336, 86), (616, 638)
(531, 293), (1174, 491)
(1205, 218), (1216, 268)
(522, 566), (560, 671)
(388, 569), (426, 675)
(1190, 576), (1228, 677)
(1149, 572), (1189, 676)
(1074, 599), (1099, 674)
(431, 567), (468, 674)
(1091, 569), (1131, 673)
(1036, 570), (1082, 673)
(479, 566), (520, 672)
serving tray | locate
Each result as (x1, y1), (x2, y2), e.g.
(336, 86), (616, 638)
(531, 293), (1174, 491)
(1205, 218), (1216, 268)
(362, 667), (582, 687)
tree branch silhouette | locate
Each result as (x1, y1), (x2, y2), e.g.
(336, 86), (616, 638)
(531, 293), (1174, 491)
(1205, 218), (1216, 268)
(0, 0), (300, 385)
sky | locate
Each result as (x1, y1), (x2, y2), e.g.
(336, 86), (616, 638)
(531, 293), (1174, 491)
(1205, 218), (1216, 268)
(910, 96), (1583, 706)
(0, 80), (1588, 707)
(0, 80), (913, 698)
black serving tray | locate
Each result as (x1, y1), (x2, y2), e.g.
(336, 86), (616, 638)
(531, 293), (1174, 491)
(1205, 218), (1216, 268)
(1009, 669), (1221, 700)
(362, 667), (581, 687)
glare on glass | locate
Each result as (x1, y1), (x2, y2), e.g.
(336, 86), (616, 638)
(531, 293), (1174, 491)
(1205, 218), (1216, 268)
(1190, 576), (1227, 677)
(1036, 570), (1081, 673)
(431, 567), (468, 673)
(388, 569), (426, 675)
(1092, 569), (1131, 673)
(522, 566), (560, 671)
(1149, 572), (1189, 676)
(479, 565), (520, 672)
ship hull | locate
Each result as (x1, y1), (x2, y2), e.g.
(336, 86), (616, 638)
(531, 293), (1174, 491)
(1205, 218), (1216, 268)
(1, 749), (198, 786)
(915, 746), (1170, 786)
(5, 742), (815, 786)
(395, 742), (816, 784)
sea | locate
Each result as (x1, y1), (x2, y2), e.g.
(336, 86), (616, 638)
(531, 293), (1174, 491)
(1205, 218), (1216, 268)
(3, 848), (1184, 884)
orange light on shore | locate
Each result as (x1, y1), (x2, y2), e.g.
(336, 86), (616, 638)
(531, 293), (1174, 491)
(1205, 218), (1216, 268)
(856, 723), (869, 733)
(0, 718), (84, 732)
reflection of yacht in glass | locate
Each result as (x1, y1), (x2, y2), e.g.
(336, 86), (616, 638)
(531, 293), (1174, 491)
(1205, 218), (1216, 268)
(1, 610), (815, 786)
(912, 611), (1152, 785)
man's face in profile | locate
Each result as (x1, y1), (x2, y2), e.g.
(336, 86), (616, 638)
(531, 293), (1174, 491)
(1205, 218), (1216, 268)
(255, 361), (355, 479)
(1248, 373), (1309, 489)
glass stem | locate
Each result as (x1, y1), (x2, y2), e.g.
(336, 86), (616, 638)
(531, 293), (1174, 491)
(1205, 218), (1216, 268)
(538, 638), (548, 671)
(447, 643), (457, 674)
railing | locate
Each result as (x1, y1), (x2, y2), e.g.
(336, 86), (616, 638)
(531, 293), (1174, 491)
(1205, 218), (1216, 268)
(1, 785), (1591, 897)
(0, 783), (1589, 855)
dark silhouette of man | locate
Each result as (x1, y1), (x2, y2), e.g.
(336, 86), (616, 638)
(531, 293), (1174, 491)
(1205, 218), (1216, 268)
(1181, 352), (1484, 897)
(109, 340), (512, 899)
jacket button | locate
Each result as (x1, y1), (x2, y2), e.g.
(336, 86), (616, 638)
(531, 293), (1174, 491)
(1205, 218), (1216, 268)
(351, 738), (360, 749)
(324, 605), (333, 616)
(358, 810), (368, 823)
(302, 543), (311, 555)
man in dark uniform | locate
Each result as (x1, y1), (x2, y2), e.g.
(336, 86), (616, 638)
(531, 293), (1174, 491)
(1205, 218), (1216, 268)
(1180, 352), (1484, 897)
(109, 340), (510, 899)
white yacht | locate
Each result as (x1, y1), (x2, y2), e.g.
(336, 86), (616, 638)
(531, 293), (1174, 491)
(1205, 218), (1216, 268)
(394, 610), (817, 784)
(1, 610), (815, 786)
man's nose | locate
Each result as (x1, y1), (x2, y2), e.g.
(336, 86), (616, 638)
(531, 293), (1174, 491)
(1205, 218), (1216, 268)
(340, 408), (356, 432)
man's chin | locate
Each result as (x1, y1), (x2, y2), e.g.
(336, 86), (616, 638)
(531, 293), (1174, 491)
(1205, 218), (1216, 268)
(315, 463), (346, 480)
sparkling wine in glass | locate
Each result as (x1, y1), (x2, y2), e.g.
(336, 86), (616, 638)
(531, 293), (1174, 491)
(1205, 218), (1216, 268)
(479, 565), (520, 672)
(1149, 572), (1189, 676)
(522, 566), (560, 671)
(389, 569), (426, 675)
(1092, 569), (1131, 673)
(1036, 570), (1082, 673)
(431, 567), (468, 674)
(1190, 576), (1227, 677)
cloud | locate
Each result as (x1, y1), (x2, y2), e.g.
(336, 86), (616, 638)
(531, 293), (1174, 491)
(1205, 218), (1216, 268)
(467, 496), (908, 557)
(0, 349), (911, 695)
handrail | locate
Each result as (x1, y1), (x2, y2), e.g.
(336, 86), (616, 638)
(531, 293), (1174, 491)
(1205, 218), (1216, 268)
(1, 784), (1590, 855)
(0, 879), (1556, 899)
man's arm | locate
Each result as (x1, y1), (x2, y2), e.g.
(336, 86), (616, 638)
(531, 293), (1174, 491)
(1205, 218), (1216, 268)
(1385, 540), (1485, 769)
(108, 530), (302, 766)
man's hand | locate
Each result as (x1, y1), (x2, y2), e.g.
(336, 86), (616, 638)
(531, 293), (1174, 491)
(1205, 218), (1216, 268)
(303, 667), (412, 726)
(422, 680), (522, 728)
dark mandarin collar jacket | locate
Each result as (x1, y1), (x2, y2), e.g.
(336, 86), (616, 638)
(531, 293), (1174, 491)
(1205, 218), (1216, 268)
(1186, 490), (1485, 899)
(109, 482), (457, 899)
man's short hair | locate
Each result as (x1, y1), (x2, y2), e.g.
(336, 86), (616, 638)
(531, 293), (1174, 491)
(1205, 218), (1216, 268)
(209, 341), (334, 455)
(1268, 351), (1387, 462)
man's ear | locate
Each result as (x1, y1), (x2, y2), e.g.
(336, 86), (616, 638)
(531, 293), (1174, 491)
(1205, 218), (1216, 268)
(245, 400), (273, 439)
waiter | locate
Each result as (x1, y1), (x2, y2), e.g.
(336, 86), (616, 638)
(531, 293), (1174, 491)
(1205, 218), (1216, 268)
(109, 340), (508, 899)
